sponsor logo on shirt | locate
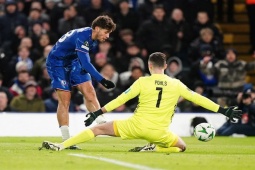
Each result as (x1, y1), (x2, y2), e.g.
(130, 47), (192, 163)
(82, 41), (89, 50)
(81, 45), (89, 50)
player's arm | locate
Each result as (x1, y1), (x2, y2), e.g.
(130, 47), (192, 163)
(75, 39), (115, 89)
(178, 80), (242, 121)
(84, 79), (141, 126)
(76, 50), (103, 81)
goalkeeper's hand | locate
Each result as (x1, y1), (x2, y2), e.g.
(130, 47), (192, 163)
(84, 109), (103, 127)
(218, 106), (242, 121)
(100, 78), (115, 89)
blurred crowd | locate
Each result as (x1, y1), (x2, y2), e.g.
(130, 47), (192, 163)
(0, 0), (255, 120)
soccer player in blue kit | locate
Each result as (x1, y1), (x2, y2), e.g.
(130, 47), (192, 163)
(46, 15), (116, 149)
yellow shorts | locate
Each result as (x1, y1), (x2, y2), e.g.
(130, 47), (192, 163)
(113, 119), (178, 148)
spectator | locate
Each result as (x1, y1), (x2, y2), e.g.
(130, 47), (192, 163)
(28, 8), (44, 28)
(8, 46), (33, 73)
(32, 33), (51, 61)
(100, 63), (121, 88)
(30, 1), (49, 21)
(30, 22), (45, 49)
(246, 0), (255, 53)
(19, 37), (33, 50)
(114, 43), (143, 73)
(115, 29), (134, 57)
(82, 0), (110, 26)
(31, 45), (53, 81)
(44, 89), (76, 112)
(168, 8), (192, 67)
(192, 11), (222, 41)
(0, 0), (28, 51)
(115, 0), (140, 33)
(165, 57), (185, 81)
(0, 73), (13, 103)
(58, 4), (86, 35)
(93, 52), (108, 72)
(179, 0), (214, 25)
(237, 84), (255, 104)
(12, 25), (27, 54)
(9, 70), (30, 97)
(41, 18), (58, 43)
(49, 0), (76, 32)
(16, 0), (25, 14)
(136, 5), (172, 58)
(189, 44), (218, 88)
(189, 28), (225, 62)
(138, 0), (168, 21)
(120, 65), (144, 89)
(217, 92), (255, 136)
(10, 80), (45, 112)
(215, 48), (255, 92)
(0, 91), (13, 112)
(0, 0), (5, 16)
(38, 63), (51, 98)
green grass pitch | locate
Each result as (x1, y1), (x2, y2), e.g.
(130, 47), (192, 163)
(1, 137), (255, 170)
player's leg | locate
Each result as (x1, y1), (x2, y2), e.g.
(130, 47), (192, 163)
(130, 130), (186, 153)
(56, 89), (72, 141)
(71, 59), (106, 124)
(76, 81), (106, 124)
(154, 131), (186, 153)
(40, 119), (137, 151)
(56, 121), (117, 150)
(46, 61), (73, 143)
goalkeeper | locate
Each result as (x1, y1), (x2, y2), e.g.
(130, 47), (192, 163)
(40, 52), (242, 153)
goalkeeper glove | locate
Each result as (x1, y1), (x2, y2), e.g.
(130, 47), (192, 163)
(218, 106), (242, 121)
(100, 78), (115, 89)
(84, 109), (103, 127)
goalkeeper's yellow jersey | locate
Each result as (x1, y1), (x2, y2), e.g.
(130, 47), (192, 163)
(104, 74), (220, 129)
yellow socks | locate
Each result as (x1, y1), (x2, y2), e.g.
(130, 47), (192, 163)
(155, 146), (182, 153)
(61, 129), (95, 149)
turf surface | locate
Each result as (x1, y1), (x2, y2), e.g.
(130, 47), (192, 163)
(1, 137), (255, 170)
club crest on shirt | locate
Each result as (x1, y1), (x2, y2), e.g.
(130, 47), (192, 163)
(84, 41), (89, 47)
(61, 80), (67, 87)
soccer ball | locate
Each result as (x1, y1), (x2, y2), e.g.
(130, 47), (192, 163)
(194, 123), (215, 142)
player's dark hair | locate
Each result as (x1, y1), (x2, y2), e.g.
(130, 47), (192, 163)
(149, 52), (166, 68)
(91, 15), (116, 32)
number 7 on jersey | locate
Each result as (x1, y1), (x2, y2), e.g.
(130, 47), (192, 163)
(156, 87), (163, 108)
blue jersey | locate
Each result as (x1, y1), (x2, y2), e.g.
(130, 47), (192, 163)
(50, 27), (98, 58)
(47, 27), (103, 82)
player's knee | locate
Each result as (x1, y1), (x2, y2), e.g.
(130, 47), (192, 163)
(84, 92), (96, 102)
(58, 101), (70, 109)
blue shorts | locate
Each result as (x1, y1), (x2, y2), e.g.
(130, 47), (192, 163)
(46, 58), (91, 91)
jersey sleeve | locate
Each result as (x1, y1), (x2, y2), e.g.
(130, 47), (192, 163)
(75, 29), (90, 53)
(178, 80), (220, 112)
(76, 51), (103, 82)
(104, 79), (141, 112)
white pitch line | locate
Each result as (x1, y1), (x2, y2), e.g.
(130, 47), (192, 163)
(69, 153), (163, 170)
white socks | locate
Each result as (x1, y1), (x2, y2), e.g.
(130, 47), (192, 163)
(60, 125), (70, 141)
